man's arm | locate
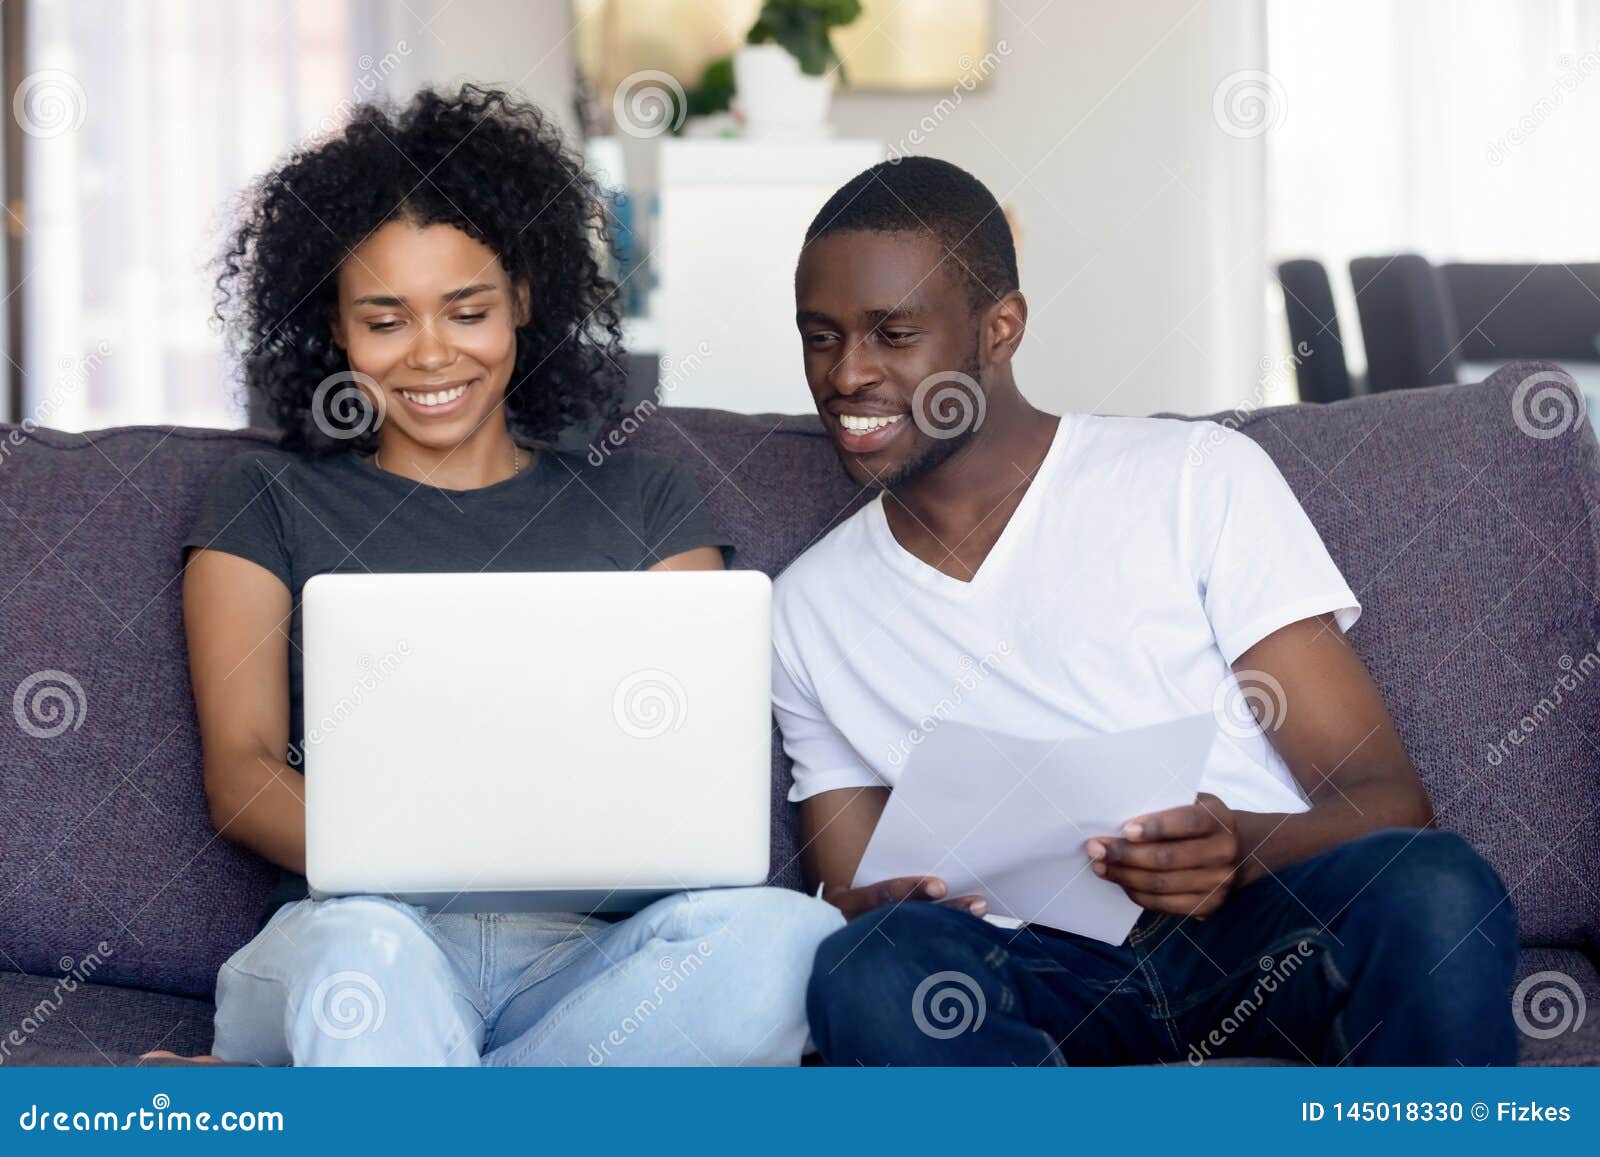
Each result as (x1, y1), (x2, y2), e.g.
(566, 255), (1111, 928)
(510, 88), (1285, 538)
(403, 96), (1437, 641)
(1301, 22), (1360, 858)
(1090, 613), (1432, 914)
(1228, 612), (1432, 880)
(801, 787), (988, 919)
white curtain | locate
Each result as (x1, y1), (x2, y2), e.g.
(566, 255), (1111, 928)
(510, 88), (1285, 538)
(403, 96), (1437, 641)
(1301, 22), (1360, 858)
(19, 0), (434, 430)
(1266, 0), (1600, 374)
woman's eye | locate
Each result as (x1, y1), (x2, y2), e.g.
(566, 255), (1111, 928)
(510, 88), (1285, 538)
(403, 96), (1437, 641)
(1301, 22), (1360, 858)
(454, 311), (488, 324)
(366, 320), (403, 333)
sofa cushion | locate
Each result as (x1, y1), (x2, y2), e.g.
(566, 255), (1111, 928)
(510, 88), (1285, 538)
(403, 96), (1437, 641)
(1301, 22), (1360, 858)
(0, 970), (215, 1062)
(0, 426), (281, 999)
(0, 361), (1595, 1009)
(1512, 947), (1600, 1064)
(631, 363), (1600, 948)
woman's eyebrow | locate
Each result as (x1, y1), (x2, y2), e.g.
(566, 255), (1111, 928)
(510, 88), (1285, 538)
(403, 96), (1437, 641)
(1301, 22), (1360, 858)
(350, 283), (498, 308)
(440, 282), (498, 303)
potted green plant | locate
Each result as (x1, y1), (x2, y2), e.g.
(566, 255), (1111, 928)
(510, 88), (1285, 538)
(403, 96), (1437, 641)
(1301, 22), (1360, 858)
(734, 0), (862, 138)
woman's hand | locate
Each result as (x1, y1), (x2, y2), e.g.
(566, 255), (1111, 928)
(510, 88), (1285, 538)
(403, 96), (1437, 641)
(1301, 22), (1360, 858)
(1085, 793), (1240, 917)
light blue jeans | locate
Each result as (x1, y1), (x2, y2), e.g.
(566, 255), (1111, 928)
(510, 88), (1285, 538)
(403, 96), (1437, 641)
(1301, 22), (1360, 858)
(211, 887), (843, 1066)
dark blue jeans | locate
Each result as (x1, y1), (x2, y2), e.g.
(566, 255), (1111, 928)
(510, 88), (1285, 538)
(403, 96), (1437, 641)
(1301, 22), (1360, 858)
(808, 829), (1520, 1065)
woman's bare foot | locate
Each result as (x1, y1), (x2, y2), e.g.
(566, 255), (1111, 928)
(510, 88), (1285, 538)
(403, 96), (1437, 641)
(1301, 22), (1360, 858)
(140, 1050), (224, 1064)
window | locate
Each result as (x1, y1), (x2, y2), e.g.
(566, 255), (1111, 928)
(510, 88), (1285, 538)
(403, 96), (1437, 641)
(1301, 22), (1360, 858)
(10, 0), (431, 430)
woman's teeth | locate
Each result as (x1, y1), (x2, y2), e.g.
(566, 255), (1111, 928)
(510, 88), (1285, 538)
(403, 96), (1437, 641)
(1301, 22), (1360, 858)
(839, 414), (902, 433)
(400, 384), (467, 407)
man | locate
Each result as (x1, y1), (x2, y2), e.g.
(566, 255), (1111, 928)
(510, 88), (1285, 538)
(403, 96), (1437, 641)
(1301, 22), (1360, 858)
(775, 157), (1518, 1066)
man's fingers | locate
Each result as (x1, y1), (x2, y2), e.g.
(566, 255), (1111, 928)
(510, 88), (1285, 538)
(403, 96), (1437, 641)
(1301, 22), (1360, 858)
(872, 875), (948, 906)
(1087, 832), (1234, 871)
(1122, 802), (1218, 841)
(939, 894), (989, 917)
(1096, 862), (1231, 895)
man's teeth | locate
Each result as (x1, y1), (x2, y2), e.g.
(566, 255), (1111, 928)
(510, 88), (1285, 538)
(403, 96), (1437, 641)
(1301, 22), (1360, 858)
(401, 384), (467, 407)
(839, 414), (902, 433)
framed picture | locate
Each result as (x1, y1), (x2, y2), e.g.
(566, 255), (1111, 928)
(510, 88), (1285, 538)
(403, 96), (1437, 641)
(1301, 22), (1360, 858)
(575, 0), (993, 106)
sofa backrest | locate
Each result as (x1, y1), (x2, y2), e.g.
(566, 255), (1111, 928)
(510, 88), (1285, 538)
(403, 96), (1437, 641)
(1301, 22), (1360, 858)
(0, 426), (281, 998)
(631, 363), (1600, 950)
(0, 361), (1595, 1002)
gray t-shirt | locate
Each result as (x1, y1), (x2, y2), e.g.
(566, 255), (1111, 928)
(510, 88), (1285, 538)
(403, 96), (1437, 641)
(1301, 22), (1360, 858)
(181, 444), (732, 913)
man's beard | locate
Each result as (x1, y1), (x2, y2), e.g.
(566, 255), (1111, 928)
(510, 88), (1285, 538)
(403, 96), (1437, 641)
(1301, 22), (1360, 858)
(872, 350), (985, 490)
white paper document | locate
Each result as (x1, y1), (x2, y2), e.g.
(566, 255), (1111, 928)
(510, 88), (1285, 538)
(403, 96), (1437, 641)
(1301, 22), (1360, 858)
(852, 714), (1218, 945)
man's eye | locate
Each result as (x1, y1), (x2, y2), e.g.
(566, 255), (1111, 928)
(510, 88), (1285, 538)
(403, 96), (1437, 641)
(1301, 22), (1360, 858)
(881, 330), (917, 344)
(805, 332), (837, 347)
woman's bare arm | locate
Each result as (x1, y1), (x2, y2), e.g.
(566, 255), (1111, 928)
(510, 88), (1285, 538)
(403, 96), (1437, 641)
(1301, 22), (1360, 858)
(183, 548), (307, 872)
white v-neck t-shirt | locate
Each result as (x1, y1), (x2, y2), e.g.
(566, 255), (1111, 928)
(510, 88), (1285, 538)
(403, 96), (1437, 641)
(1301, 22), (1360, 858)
(770, 414), (1361, 816)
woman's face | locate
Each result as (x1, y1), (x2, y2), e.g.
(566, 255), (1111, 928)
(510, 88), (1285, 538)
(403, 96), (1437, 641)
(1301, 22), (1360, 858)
(331, 220), (526, 451)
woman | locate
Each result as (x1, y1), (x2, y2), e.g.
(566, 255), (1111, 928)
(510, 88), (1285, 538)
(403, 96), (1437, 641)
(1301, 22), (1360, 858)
(179, 86), (840, 1066)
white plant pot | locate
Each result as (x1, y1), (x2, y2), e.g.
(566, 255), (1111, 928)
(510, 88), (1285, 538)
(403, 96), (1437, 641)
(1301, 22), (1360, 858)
(733, 44), (833, 139)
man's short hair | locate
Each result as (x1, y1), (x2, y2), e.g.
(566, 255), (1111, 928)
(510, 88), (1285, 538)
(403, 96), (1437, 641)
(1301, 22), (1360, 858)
(803, 156), (1019, 308)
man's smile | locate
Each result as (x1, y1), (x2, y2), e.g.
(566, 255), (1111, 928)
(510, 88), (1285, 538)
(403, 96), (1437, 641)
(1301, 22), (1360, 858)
(833, 411), (909, 453)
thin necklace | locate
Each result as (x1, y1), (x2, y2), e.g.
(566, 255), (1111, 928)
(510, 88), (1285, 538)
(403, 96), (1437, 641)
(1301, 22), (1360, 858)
(372, 442), (522, 479)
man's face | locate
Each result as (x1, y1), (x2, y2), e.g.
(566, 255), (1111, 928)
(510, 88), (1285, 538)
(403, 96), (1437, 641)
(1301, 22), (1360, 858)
(795, 230), (987, 488)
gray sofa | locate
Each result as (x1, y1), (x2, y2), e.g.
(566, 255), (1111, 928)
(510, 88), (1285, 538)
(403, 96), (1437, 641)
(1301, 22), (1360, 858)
(1, 361), (1597, 1064)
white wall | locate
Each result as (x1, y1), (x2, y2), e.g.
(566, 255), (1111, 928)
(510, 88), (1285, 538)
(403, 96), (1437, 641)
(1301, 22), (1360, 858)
(827, 0), (1267, 418)
(423, 0), (1269, 419)
(424, 0), (580, 134)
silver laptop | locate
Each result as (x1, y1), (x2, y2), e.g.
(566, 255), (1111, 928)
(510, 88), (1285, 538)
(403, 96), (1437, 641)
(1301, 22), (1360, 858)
(301, 571), (771, 912)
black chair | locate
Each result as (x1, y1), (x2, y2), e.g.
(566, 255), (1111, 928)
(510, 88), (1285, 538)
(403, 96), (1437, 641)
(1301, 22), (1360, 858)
(1275, 258), (1354, 402)
(1349, 253), (1463, 392)
(1439, 262), (1600, 364)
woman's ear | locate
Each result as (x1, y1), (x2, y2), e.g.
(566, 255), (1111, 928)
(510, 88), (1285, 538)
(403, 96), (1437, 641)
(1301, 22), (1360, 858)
(513, 282), (531, 327)
(328, 305), (347, 351)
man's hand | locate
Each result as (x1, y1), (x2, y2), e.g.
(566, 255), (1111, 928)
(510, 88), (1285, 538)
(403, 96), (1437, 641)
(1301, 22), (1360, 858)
(823, 875), (988, 922)
(1085, 793), (1240, 917)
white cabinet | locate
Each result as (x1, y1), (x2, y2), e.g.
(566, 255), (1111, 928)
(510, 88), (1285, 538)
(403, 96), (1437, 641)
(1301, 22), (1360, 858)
(656, 138), (884, 414)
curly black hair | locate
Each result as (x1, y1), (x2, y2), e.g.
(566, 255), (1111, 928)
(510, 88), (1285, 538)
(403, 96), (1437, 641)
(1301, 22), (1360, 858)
(216, 84), (623, 453)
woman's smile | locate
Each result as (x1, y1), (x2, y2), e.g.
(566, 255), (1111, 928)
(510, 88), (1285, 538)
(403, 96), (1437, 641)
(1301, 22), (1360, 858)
(394, 378), (476, 417)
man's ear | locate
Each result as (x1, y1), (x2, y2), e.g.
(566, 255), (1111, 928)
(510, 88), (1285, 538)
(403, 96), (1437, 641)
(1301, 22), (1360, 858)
(983, 291), (1027, 368)
(513, 282), (531, 327)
